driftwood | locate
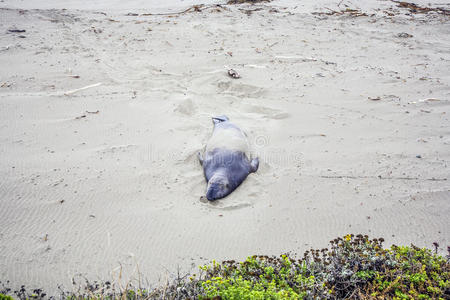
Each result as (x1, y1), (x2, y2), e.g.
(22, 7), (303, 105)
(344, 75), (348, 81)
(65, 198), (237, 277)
(313, 7), (368, 17)
(391, 0), (450, 15)
(126, 4), (225, 17)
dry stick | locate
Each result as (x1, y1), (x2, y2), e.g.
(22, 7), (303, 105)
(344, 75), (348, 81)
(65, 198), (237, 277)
(140, 6), (199, 16)
(162, 273), (168, 299)
(324, 7), (341, 15)
(64, 82), (102, 96)
(135, 259), (142, 294)
(139, 4), (221, 16)
(117, 264), (125, 296)
(123, 281), (130, 300)
(390, 0), (450, 15)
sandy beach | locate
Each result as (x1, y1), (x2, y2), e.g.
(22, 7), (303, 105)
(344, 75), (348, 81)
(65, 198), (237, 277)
(0, 0), (449, 294)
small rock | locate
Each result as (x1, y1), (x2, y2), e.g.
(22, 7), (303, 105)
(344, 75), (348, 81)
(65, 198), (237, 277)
(368, 96), (381, 101)
(227, 69), (240, 79)
(397, 32), (413, 38)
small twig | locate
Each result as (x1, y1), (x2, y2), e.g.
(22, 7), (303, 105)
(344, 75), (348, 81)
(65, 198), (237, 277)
(64, 82), (102, 96)
(136, 4), (222, 16)
(324, 7), (341, 15)
(161, 273), (168, 299)
(140, 5), (200, 16)
(390, 0), (450, 15)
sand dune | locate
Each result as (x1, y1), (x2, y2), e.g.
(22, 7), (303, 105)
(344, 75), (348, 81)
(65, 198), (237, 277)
(0, 0), (449, 294)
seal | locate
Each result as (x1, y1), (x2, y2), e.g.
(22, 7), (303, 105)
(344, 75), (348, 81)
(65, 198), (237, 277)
(198, 115), (259, 201)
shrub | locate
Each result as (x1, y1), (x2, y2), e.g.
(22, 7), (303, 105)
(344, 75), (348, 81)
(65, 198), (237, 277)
(197, 235), (449, 299)
(1, 235), (448, 299)
(0, 293), (14, 300)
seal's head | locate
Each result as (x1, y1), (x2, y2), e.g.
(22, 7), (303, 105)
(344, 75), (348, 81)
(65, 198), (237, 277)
(206, 173), (231, 201)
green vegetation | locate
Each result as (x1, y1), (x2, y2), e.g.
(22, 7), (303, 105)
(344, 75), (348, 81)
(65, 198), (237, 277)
(0, 294), (14, 300)
(196, 235), (449, 299)
(1, 235), (449, 299)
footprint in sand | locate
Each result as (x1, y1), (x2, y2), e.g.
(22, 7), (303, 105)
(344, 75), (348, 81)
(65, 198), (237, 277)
(240, 103), (290, 120)
(174, 98), (196, 116)
(217, 80), (266, 98)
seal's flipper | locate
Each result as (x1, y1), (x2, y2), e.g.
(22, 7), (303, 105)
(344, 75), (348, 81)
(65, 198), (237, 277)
(197, 152), (204, 165)
(250, 157), (259, 173)
(212, 115), (229, 125)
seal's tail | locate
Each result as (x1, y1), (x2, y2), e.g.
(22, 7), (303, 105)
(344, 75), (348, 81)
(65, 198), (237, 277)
(212, 115), (229, 125)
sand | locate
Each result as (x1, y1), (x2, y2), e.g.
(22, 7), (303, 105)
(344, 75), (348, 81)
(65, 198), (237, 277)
(0, 0), (449, 294)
